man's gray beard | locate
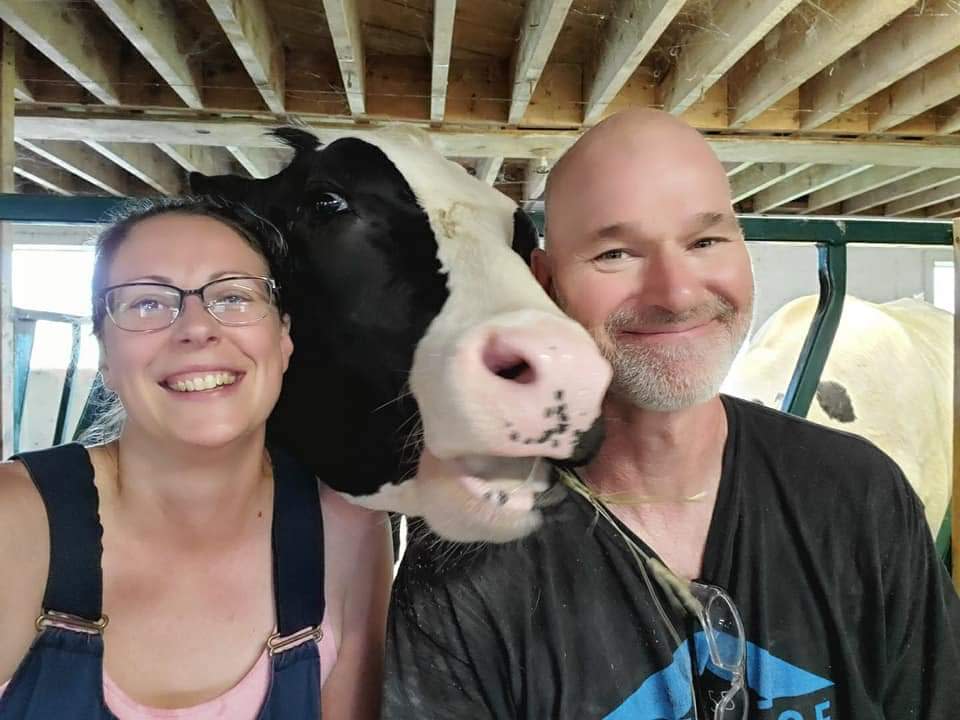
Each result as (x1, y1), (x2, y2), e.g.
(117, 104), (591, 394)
(594, 298), (751, 412)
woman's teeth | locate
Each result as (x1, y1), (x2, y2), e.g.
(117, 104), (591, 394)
(168, 372), (238, 392)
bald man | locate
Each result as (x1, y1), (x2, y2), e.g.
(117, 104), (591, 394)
(383, 110), (960, 719)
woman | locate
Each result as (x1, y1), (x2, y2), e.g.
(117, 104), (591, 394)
(0, 198), (393, 719)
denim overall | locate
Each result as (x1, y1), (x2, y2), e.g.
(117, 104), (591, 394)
(0, 443), (325, 719)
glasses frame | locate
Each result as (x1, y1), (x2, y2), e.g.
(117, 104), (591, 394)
(99, 275), (279, 333)
(688, 581), (747, 720)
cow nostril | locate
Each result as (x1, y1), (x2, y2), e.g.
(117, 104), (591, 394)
(482, 337), (537, 385)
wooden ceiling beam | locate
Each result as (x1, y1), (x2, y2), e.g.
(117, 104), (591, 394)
(13, 61), (30, 101)
(753, 164), (871, 213)
(885, 177), (960, 216)
(842, 168), (960, 214)
(801, 1), (960, 130)
(730, 163), (812, 203)
(923, 196), (960, 218)
(870, 46), (960, 132)
(803, 166), (927, 213)
(725, 162), (753, 178)
(475, 156), (503, 185)
(93, 0), (202, 109)
(429, 0), (456, 123)
(13, 154), (95, 195)
(19, 112), (960, 168)
(322, 0), (365, 116)
(728, 0), (916, 128)
(0, 0), (122, 104)
(156, 143), (236, 177)
(658, 0), (801, 116)
(523, 159), (550, 202)
(937, 99), (960, 136)
(84, 140), (184, 194)
(226, 146), (290, 178)
(583, 0), (685, 125)
(207, 0), (285, 113)
(15, 138), (146, 196)
(508, 0), (574, 125)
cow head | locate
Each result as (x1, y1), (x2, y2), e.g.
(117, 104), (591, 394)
(190, 127), (611, 541)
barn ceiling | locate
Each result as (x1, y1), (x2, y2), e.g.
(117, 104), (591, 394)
(2, 0), (960, 218)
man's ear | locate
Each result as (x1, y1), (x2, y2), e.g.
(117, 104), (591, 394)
(280, 313), (294, 372)
(530, 248), (553, 296)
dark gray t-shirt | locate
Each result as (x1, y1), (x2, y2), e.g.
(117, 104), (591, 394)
(383, 396), (960, 719)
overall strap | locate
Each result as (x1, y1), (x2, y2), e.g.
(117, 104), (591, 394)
(13, 443), (103, 622)
(269, 447), (325, 639)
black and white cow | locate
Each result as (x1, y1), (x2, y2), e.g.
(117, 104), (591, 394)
(190, 128), (612, 542)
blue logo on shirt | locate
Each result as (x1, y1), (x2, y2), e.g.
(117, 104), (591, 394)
(603, 631), (834, 719)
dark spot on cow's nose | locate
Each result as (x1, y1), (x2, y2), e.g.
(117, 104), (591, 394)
(816, 380), (856, 423)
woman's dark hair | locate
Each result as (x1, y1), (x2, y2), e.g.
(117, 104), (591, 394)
(90, 196), (288, 337)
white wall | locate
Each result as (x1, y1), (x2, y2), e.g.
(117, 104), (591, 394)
(748, 242), (954, 336)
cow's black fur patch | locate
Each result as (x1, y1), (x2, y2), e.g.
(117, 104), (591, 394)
(816, 380), (856, 423)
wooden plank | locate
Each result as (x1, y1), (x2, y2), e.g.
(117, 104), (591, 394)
(658, 0), (801, 116)
(953, 217), (960, 592)
(475, 156), (503, 185)
(15, 139), (144, 196)
(0, 0), (122, 104)
(843, 168), (960, 214)
(430, 0), (456, 123)
(0, 24), (14, 457)
(207, 0), (285, 113)
(938, 100), (960, 136)
(13, 56), (29, 101)
(524, 159), (550, 202)
(801, 1), (960, 129)
(924, 197), (960, 218)
(725, 162), (753, 178)
(870, 46), (960, 132)
(583, 0), (685, 125)
(226, 146), (290, 178)
(322, 0), (365, 116)
(885, 177), (960, 216)
(728, 0), (916, 128)
(156, 143), (236, 177)
(20, 111), (960, 168)
(84, 140), (184, 194)
(13, 151), (95, 195)
(730, 163), (812, 203)
(508, 0), (574, 125)
(803, 166), (927, 213)
(754, 164), (871, 213)
(93, 0), (202, 108)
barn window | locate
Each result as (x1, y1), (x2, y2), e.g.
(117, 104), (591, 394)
(933, 261), (954, 314)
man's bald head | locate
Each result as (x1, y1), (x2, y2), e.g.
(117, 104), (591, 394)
(544, 108), (732, 249)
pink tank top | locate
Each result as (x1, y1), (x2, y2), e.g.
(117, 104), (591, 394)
(0, 614), (337, 719)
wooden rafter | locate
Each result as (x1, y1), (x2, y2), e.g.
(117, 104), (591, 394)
(843, 168), (960, 214)
(753, 164), (871, 213)
(583, 0), (685, 125)
(13, 156), (93, 195)
(870, 46), (960, 132)
(801, 0), (960, 130)
(226, 146), (290, 178)
(156, 143), (236, 177)
(85, 140), (184, 195)
(13, 55), (30, 101)
(322, 0), (364, 116)
(18, 112), (960, 168)
(475, 156), (503, 185)
(207, 0), (285, 113)
(0, 0), (122, 104)
(93, 0), (203, 109)
(15, 138), (145, 196)
(524, 159), (550, 202)
(886, 177), (960, 216)
(803, 166), (927, 213)
(430, 0), (456, 123)
(508, 0), (573, 125)
(728, 0), (916, 128)
(924, 197), (960, 218)
(730, 163), (812, 203)
(942, 102), (960, 135)
(658, 0), (801, 116)
(725, 162), (753, 178)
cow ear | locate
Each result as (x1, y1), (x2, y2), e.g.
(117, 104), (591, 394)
(511, 208), (539, 266)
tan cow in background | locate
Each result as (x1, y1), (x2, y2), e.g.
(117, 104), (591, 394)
(723, 295), (952, 542)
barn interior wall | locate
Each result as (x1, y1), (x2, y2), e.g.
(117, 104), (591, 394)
(747, 242), (955, 334)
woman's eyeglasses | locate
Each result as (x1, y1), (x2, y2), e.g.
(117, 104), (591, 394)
(99, 276), (279, 332)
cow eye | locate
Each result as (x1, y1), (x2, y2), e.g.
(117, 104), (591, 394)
(312, 192), (348, 214)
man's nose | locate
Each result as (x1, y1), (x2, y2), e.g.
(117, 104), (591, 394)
(172, 295), (220, 344)
(639, 250), (701, 313)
